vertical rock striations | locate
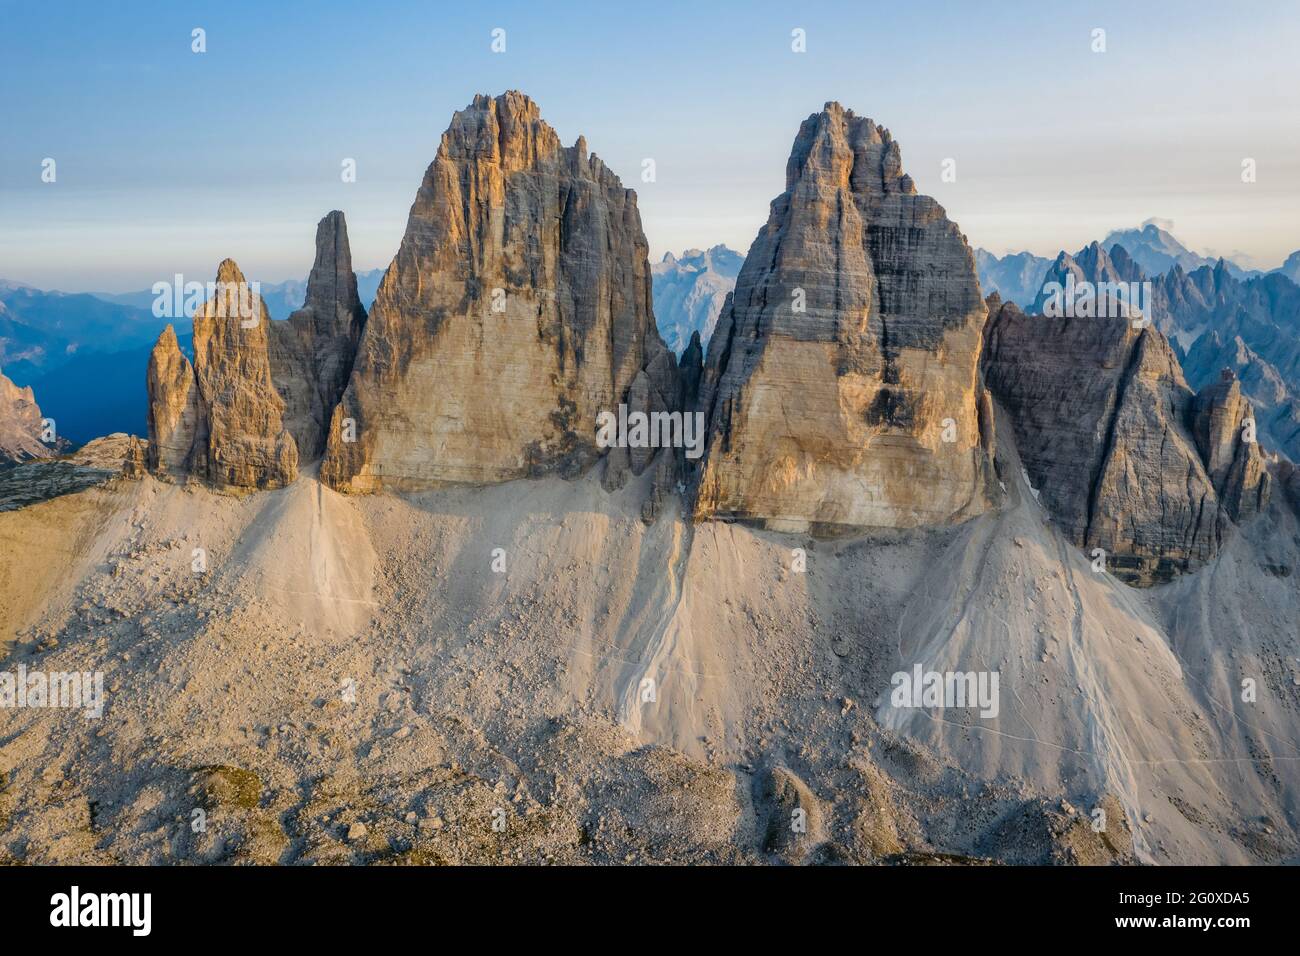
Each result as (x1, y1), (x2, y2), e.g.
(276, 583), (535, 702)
(146, 213), (366, 490)
(1191, 368), (1270, 522)
(269, 211), (368, 462)
(145, 324), (201, 479)
(145, 261), (296, 489)
(692, 102), (991, 532)
(185, 259), (298, 489)
(321, 92), (677, 492)
(1162, 265), (1300, 463)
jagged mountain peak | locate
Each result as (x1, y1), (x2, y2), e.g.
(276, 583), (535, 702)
(693, 101), (989, 531)
(651, 246), (744, 354)
(1103, 219), (1257, 280)
(784, 103), (913, 197)
(213, 257), (247, 287)
(145, 211), (367, 488)
(320, 92), (675, 495)
(0, 365), (56, 464)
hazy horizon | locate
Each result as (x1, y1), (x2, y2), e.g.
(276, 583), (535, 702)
(2, 0), (1298, 291)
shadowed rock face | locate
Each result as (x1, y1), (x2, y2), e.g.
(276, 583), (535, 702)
(1192, 368), (1271, 522)
(145, 213), (366, 490)
(0, 433), (139, 511)
(321, 91), (677, 492)
(693, 102), (991, 532)
(983, 297), (1269, 585)
(1029, 244), (1300, 468)
(269, 211), (368, 462)
(1165, 265), (1300, 463)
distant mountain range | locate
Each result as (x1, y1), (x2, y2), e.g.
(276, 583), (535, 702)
(1276, 250), (1300, 285)
(972, 249), (1052, 307)
(0, 283), (167, 385)
(651, 246), (744, 354)
(974, 219), (1289, 307)
(1101, 221), (1258, 280)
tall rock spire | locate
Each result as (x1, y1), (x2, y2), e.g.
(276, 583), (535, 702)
(269, 210), (368, 462)
(145, 211), (367, 489)
(144, 324), (200, 478)
(693, 102), (991, 531)
(1192, 368), (1270, 522)
(321, 92), (676, 492)
(187, 259), (297, 488)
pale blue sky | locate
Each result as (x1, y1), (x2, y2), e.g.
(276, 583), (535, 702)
(2, 0), (1297, 290)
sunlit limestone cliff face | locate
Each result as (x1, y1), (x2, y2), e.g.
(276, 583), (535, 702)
(145, 213), (367, 489)
(321, 92), (677, 493)
(692, 102), (992, 532)
(146, 259), (297, 489)
(0, 365), (55, 464)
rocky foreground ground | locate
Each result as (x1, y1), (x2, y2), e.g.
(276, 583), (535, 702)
(1, 427), (1297, 864)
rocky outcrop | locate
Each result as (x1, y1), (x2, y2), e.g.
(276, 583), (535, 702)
(678, 330), (704, 411)
(145, 213), (367, 489)
(121, 435), (147, 480)
(268, 211), (368, 462)
(145, 325), (201, 479)
(321, 92), (677, 492)
(1026, 246), (1300, 466)
(146, 260), (297, 489)
(0, 367), (54, 464)
(1162, 266), (1300, 462)
(0, 432), (138, 511)
(1277, 459), (1300, 517)
(189, 259), (298, 489)
(1191, 368), (1270, 521)
(692, 102), (991, 532)
(1276, 249), (1300, 285)
(984, 297), (1268, 584)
